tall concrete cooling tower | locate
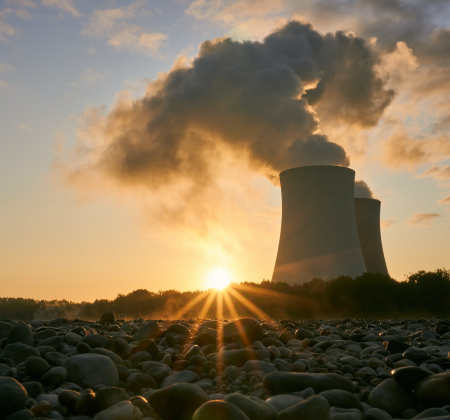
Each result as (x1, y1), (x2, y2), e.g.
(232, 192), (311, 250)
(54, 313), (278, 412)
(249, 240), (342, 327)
(354, 198), (389, 275)
(272, 166), (367, 285)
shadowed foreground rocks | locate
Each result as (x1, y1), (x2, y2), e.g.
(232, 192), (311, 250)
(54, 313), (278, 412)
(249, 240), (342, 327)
(2, 315), (450, 419)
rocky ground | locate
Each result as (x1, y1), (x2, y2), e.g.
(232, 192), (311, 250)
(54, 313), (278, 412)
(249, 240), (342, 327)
(2, 315), (450, 420)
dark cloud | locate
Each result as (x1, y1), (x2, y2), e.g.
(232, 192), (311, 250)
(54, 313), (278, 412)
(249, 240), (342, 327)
(354, 179), (373, 198)
(66, 20), (393, 231)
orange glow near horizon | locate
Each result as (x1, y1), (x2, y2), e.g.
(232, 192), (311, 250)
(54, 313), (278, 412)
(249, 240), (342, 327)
(171, 281), (280, 322)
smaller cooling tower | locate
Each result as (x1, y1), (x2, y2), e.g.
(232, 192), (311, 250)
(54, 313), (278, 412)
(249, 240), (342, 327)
(354, 198), (389, 275)
(272, 166), (367, 285)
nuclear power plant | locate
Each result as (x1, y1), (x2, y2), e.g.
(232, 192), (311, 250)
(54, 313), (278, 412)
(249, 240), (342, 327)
(272, 165), (388, 285)
(354, 198), (389, 275)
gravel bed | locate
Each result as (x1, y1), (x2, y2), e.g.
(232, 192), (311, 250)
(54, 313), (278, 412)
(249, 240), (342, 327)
(2, 314), (450, 419)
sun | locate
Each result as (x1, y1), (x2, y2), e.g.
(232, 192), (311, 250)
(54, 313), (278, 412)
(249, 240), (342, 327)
(206, 268), (232, 290)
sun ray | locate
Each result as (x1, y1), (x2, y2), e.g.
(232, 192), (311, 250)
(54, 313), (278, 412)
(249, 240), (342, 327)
(173, 290), (210, 319)
(227, 286), (273, 321)
(199, 289), (217, 319)
(222, 289), (251, 346)
(234, 283), (303, 303)
(216, 291), (224, 320)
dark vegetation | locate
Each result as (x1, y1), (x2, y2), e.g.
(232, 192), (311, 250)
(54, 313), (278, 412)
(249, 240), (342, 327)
(1, 269), (449, 321)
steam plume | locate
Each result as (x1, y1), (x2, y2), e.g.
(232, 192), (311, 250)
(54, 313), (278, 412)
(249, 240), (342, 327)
(354, 179), (374, 198)
(64, 21), (393, 233)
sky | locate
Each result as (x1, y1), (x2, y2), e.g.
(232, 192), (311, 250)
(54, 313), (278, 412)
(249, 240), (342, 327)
(1, 0), (449, 302)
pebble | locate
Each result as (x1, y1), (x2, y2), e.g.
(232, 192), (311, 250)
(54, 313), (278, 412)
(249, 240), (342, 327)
(7, 324), (33, 347)
(415, 372), (450, 406)
(63, 354), (119, 388)
(93, 400), (142, 420)
(224, 393), (278, 420)
(368, 378), (414, 416)
(264, 371), (356, 394)
(147, 383), (209, 420)
(3, 316), (450, 420)
(278, 395), (330, 420)
(193, 400), (250, 420)
(0, 377), (28, 419)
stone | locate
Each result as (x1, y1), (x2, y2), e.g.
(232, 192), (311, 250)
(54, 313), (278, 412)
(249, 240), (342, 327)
(264, 372), (356, 394)
(0, 363), (14, 377)
(65, 332), (82, 346)
(128, 351), (152, 364)
(33, 329), (57, 341)
(368, 378), (414, 417)
(415, 372), (450, 406)
(81, 335), (108, 349)
(167, 323), (190, 336)
(125, 373), (156, 393)
(222, 319), (263, 345)
(224, 393), (278, 420)
(44, 352), (68, 366)
(295, 328), (314, 340)
(93, 400), (142, 420)
(22, 382), (43, 399)
(132, 322), (161, 342)
(63, 354), (119, 389)
(194, 379), (213, 389)
(129, 396), (157, 418)
(402, 348), (429, 364)
(91, 348), (122, 365)
(4, 410), (35, 420)
(95, 387), (129, 412)
(394, 359), (417, 368)
(132, 339), (158, 359)
(147, 364), (171, 382)
(2, 343), (40, 365)
(75, 389), (96, 416)
(183, 344), (201, 359)
(0, 377), (28, 420)
(7, 324), (33, 347)
(161, 370), (197, 388)
(384, 340), (409, 354)
(363, 408), (392, 420)
(212, 349), (258, 367)
(77, 342), (92, 354)
(58, 390), (80, 410)
(279, 329), (296, 344)
(25, 356), (50, 377)
(116, 364), (130, 381)
(195, 332), (216, 347)
(413, 408), (449, 418)
(99, 311), (115, 325)
(266, 395), (304, 412)
(147, 383), (209, 420)
(41, 367), (67, 386)
(242, 360), (277, 374)
(189, 355), (207, 367)
(35, 394), (59, 405)
(392, 367), (433, 390)
(39, 336), (63, 351)
(193, 401), (250, 420)
(278, 395), (330, 420)
(329, 406), (362, 420)
(30, 402), (52, 418)
(0, 322), (13, 339)
(292, 362), (306, 372)
(320, 389), (363, 410)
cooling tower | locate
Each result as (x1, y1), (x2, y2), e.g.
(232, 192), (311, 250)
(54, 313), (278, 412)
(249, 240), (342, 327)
(272, 166), (367, 285)
(354, 198), (389, 275)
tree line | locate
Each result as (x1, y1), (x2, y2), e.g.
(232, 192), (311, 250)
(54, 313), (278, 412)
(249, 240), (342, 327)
(0, 269), (449, 321)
